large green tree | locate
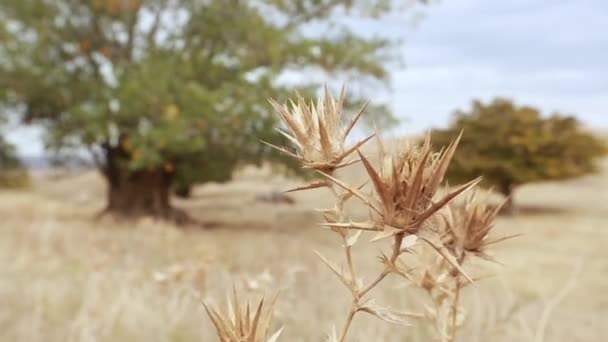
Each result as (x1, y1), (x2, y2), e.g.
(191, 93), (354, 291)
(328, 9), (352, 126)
(0, 0), (425, 220)
(432, 98), (607, 211)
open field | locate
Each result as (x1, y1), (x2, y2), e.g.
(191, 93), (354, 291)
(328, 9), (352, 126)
(1, 160), (607, 342)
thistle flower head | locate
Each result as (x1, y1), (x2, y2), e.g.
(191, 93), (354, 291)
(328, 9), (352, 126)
(203, 289), (282, 342)
(266, 86), (371, 173)
(442, 193), (515, 260)
(350, 134), (481, 236)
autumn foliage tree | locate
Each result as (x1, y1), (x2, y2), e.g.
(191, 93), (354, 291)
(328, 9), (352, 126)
(432, 98), (607, 211)
(0, 0), (426, 220)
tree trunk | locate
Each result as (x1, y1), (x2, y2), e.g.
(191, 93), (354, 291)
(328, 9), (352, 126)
(174, 183), (192, 198)
(106, 168), (173, 218)
(100, 142), (183, 221)
(499, 183), (517, 215)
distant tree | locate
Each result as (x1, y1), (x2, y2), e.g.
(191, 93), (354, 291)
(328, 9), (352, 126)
(0, 0), (427, 220)
(0, 134), (29, 189)
(0, 134), (20, 168)
(431, 98), (607, 212)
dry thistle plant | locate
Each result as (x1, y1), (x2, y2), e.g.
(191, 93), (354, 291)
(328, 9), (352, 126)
(204, 86), (517, 342)
(414, 193), (520, 341)
(202, 289), (283, 342)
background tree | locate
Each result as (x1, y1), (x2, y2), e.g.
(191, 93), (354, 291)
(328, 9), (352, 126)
(0, 121), (29, 189)
(0, 0), (427, 220)
(431, 98), (607, 212)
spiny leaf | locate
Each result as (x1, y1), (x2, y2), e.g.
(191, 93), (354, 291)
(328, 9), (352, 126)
(429, 131), (463, 190)
(284, 181), (328, 193)
(249, 297), (265, 339)
(342, 101), (368, 140)
(334, 157), (361, 169)
(317, 114), (333, 160)
(474, 251), (505, 266)
(267, 327), (284, 342)
(370, 226), (403, 242)
(313, 250), (352, 290)
(482, 233), (523, 247)
(260, 140), (300, 160)
(275, 128), (303, 150)
(338, 180), (368, 205)
(411, 177), (482, 227)
(404, 149), (431, 210)
(358, 299), (417, 326)
(345, 230), (363, 247)
(268, 99), (308, 145)
(357, 149), (392, 210)
(318, 170), (382, 214)
(339, 133), (375, 162)
(419, 236), (476, 286)
(320, 221), (379, 232)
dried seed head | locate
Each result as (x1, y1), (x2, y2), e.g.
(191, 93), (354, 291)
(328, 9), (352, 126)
(414, 247), (450, 292)
(420, 270), (439, 291)
(443, 193), (512, 259)
(349, 134), (480, 237)
(203, 289), (282, 342)
(267, 85), (371, 173)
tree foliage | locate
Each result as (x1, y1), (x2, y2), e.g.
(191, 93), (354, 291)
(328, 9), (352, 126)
(431, 98), (607, 206)
(0, 0), (424, 218)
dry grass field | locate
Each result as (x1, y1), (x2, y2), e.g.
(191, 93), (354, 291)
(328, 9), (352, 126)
(1, 160), (607, 341)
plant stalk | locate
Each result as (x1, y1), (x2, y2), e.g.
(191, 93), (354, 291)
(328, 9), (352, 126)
(448, 279), (462, 342)
(358, 232), (404, 298)
(338, 307), (357, 342)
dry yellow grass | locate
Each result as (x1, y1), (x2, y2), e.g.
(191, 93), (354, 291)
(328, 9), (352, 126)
(0, 159), (607, 341)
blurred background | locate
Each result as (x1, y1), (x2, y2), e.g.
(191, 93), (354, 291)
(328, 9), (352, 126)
(0, 1), (606, 341)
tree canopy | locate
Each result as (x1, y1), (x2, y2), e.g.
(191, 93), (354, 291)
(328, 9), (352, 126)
(431, 98), (607, 209)
(0, 0), (425, 219)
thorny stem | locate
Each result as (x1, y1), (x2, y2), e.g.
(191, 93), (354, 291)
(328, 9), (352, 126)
(439, 302), (449, 342)
(358, 269), (390, 299)
(448, 279), (462, 342)
(338, 240), (395, 342)
(325, 176), (361, 342)
(444, 252), (466, 342)
(327, 179), (358, 286)
(327, 180), (410, 341)
(338, 265), (390, 342)
(338, 306), (357, 342)
(359, 232), (405, 298)
(325, 171), (409, 342)
(391, 233), (406, 263)
(342, 236), (357, 285)
(337, 238), (359, 342)
(340, 233), (407, 341)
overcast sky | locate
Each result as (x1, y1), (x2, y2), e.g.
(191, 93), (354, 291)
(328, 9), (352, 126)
(393, 0), (608, 134)
(6, 0), (608, 156)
